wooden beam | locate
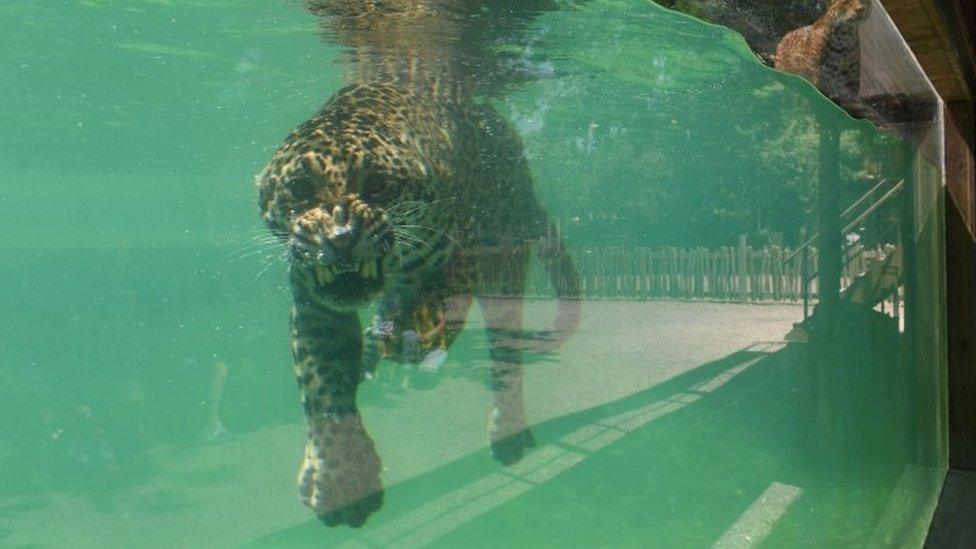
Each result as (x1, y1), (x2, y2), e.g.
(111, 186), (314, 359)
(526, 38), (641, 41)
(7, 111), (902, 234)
(881, 0), (974, 101)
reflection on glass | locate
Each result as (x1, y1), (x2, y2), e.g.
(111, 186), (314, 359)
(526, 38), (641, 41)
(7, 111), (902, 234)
(0, 0), (945, 546)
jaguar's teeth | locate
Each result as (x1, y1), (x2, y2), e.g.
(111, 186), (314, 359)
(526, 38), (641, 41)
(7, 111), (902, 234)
(359, 261), (370, 278)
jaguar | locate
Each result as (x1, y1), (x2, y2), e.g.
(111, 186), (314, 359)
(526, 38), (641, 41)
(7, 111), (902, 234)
(256, 0), (579, 528)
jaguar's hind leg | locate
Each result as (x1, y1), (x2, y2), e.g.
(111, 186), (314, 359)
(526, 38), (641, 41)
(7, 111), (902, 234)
(478, 282), (535, 464)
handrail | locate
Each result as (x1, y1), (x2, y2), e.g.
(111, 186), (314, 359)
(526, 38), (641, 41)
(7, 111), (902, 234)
(783, 233), (820, 264)
(840, 177), (893, 220)
(840, 179), (904, 235)
(782, 178), (900, 263)
(790, 179), (905, 287)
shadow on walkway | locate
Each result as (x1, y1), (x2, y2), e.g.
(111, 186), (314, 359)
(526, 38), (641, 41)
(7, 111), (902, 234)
(252, 330), (932, 548)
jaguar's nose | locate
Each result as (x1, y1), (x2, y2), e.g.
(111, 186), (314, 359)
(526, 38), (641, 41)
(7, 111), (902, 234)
(331, 204), (347, 225)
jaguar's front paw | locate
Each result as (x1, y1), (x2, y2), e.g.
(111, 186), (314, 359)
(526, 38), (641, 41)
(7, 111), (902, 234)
(488, 408), (536, 465)
(300, 414), (384, 528)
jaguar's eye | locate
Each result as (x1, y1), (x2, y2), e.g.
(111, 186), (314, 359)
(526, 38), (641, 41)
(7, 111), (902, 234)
(289, 176), (315, 202)
(361, 174), (392, 203)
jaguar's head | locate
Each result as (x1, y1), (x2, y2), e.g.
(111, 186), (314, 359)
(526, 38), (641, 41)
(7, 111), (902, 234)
(289, 193), (394, 309)
(831, 0), (870, 24)
(260, 143), (441, 309)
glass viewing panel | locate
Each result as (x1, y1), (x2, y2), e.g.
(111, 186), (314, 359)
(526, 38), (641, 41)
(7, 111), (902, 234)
(0, 0), (946, 546)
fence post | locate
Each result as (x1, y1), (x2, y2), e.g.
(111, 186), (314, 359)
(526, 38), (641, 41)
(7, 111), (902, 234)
(801, 228), (810, 319)
(720, 246), (729, 299)
(772, 246), (782, 301)
(737, 234), (749, 302)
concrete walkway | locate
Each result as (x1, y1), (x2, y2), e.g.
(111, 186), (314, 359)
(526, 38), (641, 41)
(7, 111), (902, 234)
(0, 300), (803, 547)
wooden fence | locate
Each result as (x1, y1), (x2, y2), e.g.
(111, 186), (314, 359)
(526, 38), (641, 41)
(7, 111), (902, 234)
(472, 240), (884, 303)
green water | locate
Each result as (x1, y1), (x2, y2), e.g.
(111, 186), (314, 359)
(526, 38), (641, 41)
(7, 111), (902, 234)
(0, 1), (946, 547)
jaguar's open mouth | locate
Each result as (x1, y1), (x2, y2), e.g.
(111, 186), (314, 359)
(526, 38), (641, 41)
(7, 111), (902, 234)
(314, 259), (381, 285)
(312, 259), (385, 306)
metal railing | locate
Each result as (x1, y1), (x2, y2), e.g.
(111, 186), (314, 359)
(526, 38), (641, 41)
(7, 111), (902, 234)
(787, 178), (905, 320)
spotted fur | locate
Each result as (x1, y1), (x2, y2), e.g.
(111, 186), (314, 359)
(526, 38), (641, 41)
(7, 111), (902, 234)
(256, 1), (579, 528)
(774, 0), (869, 104)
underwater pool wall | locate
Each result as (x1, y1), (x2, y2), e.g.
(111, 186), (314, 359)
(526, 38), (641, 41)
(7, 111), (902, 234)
(0, 0), (956, 546)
